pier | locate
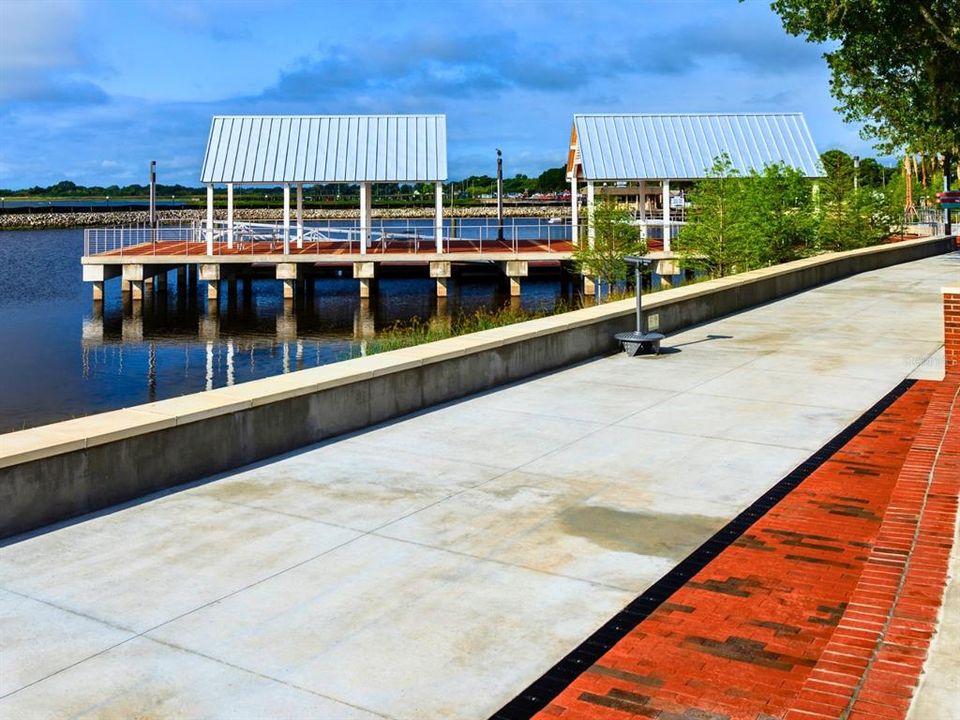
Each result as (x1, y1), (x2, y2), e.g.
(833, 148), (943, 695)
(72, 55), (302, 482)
(80, 217), (578, 300)
(82, 114), (582, 300)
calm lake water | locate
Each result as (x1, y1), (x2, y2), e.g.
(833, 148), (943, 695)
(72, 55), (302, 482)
(0, 227), (574, 433)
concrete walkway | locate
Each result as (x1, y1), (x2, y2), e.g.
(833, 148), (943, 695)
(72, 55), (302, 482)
(1, 252), (957, 720)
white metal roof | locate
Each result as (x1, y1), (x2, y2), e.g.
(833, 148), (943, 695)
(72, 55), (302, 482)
(571, 113), (824, 181)
(200, 115), (447, 184)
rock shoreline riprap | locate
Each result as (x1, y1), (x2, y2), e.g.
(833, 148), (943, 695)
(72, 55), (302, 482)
(1, 205), (571, 231)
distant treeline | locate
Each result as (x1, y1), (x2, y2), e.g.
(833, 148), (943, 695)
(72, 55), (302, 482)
(0, 165), (570, 201)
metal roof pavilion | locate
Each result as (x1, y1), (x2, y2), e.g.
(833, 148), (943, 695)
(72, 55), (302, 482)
(568, 113), (824, 181)
(201, 114), (448, 184)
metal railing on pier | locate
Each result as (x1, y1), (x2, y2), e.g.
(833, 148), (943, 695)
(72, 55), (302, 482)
(83, 217), (575, 257)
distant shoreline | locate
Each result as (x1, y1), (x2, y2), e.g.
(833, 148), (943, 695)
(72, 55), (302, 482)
(0, 205), (572, 231)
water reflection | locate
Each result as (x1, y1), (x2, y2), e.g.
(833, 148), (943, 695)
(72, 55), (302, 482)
(75, 268), (574, 410)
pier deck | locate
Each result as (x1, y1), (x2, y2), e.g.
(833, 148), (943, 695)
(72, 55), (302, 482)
(83, 237), (576, 262)
(79, 220), (594, 298)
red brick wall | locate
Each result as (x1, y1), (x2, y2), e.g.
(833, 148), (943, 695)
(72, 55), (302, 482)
(945, 288), (960, 375)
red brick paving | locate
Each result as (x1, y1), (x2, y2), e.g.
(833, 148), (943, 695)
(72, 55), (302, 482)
(534, 374), (959, 720)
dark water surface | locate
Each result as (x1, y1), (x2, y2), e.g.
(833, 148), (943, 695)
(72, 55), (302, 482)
(0, 228), (572, 433)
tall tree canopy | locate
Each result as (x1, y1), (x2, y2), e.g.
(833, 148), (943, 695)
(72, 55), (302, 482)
(771, 0), (960, 157)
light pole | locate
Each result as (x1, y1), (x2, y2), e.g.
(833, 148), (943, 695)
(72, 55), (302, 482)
(149, 160), (157, 240)
(853, 155), (860, 192)
(496, 148), (504, 242)
(149, 160), (157, 226)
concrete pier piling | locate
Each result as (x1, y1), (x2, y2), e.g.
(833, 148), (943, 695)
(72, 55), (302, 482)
(501, 260), (528, 297)
(430, 261), (451, 298)
(199, 264), (220, 301)
(276, 263), (298, 300)
(353, 261), (377, 299)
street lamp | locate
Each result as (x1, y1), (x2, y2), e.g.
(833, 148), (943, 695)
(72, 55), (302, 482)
(496, 148), (504, 242)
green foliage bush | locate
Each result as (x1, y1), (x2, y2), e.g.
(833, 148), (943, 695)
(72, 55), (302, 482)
(678, 150), (909, 277)
(571, 200), (647, 294)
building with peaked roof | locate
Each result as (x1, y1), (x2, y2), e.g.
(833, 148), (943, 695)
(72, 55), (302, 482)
(566, 113), (823, 252)
(199, 114), (448, 254)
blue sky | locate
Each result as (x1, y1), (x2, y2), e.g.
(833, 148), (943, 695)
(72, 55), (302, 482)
(0, 0), (876, 188)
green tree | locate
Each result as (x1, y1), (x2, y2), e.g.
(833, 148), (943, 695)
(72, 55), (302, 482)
(818, 151), (886, 250)
(572, 200), (647, 296)
(857, 158), (889, 188)
(536, 166), (568, 192)
(883, 171), (909, 238)
(741, 163), (817, 266)
(676, 155), (749, 278)
(770, 0), (960, 161)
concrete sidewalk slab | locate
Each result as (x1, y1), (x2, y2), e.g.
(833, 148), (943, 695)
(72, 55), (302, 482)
(1, 252), (956, 719)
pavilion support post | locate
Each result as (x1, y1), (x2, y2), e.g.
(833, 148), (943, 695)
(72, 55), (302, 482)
(226, 183), (234, 250)
(296, 184), (304, 249)
(586, 181), (596, 249)
(638, 180), (646, 223)
(92, 281), (103, 301)
(662, 180), (671, 253)
(570, 175), (579, 244)
(206, 184), (214, 255)
(282, 183), (291, 255)
(359, 182), (372, 255)
(434, 181), (444, 253)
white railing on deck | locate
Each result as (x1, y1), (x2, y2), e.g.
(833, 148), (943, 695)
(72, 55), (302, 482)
(83, 218), (575, 257)
(83, 222), (202, 256)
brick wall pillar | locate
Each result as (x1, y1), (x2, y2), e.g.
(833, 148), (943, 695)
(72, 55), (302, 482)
(945, 287), (960, 375)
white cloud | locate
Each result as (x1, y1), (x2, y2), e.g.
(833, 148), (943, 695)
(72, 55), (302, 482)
(0, 0), (84, 70)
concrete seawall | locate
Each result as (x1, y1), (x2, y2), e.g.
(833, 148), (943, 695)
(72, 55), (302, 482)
(1, 234), (955, 539)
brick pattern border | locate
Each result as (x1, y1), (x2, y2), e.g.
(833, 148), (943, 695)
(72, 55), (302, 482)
(944, 288), (959, 375)
(491, 380), (919, 720)
(786, 379), (960, 720)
